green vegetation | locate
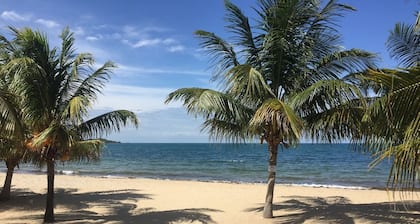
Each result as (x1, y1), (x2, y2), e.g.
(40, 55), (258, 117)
(0, 27), (138, 222)
(99, 138), (121, 144)
(354, 13), (420, 192)
(166, 0), (376, 218)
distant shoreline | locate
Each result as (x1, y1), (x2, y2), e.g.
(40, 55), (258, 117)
(100, 138), (121, 144)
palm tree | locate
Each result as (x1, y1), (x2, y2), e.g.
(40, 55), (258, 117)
(166, 0), (376, 218)
(3, 27), (139, 222)
(0, 140), (25, 201)
(0, 111), (27, 201)
(0, 32), (28, 201)
(357, 12), (420, 192)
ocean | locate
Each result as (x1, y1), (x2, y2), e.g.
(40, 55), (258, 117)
(5, 143), (391, 189)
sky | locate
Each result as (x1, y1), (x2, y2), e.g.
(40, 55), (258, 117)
(0, 0), (419, 143)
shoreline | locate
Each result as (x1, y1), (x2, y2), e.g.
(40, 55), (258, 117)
(1, 173), (419, 223)
(7, 168), (387, 191)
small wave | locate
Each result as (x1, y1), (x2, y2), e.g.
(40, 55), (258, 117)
(288, 183), (370, 190)
(99, 175), (129, 179)
(210, 159), (245, 163)
(57, 170), (79, 175)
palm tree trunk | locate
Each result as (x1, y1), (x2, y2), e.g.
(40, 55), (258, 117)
(262, 141), (278, 218)
(0, 159), (17, 201)
(44, 159), (55, 223)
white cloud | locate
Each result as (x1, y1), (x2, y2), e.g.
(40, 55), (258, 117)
(168, 45), (185, 52)
(132, 38), (161, 48)
(119, 25), (183, 50)
(122, 25), (140, 37)
(142, 26), (170, 33)
(122, 25), (169, 38)
(117, 64), (208, 76)
(162, 38), (176, 45)
(102, 107), (208, 143)
(110, 32), (122, 39)
(36, 18), (60, 28)
(85, 34), (103, 41)
(86, 36), (99, 41)
(72, 26), (85, 36)
(74, 42), (112, 62)
(124, 37), (185, 52)
(1, 11), (30, 21)
(94, 84), (179, 112)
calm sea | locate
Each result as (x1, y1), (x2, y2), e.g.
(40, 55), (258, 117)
(5, 143), (392, 189)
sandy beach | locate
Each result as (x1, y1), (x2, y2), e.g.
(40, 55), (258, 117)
(0, 173), (419, 224)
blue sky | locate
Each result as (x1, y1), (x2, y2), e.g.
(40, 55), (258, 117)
(1, 0), (418, 142)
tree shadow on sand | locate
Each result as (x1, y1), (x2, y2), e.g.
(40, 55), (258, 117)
(0, 188), (221, 224)
(247, 196), (420, 224)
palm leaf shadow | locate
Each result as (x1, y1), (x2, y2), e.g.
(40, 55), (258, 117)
(247, 196), (420, 224)
(0, 188), (221, 224)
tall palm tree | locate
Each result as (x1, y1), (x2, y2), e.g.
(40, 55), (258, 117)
(0, 127), (26, 201)
(0, 32), (28, 201)
(3, 27), (139, 222)
(166, 0), (376, 218)
(357, 12), (420, 192)
(0, 100), (27, 201)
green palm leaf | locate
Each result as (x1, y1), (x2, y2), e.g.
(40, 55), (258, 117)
(313, 49), (377, 82)
(224, 0), (260, 65)
(66, 139), (104, 162)
(62, 61), (116, 122)
(250, 98), (302, 145)
(386, 16), (420, 67)
(0, 88), (24, 138)
(166, 88), (254, 141)
(77, 110), (138, 139)
(224, 64), (275, 101)
(194, 30), (239, 81)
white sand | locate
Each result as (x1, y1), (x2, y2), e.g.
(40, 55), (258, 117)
(0, 173), (419, 223)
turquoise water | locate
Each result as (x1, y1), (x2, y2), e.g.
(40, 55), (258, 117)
(6, 143), (391, 189)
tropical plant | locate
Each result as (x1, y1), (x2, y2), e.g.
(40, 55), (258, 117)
(166, 0), (376, 218)
(2, 27), (139, 222)
(0, 99), (27, 201)
(0, 32), (28, 201)
(357, 12), (420, 192)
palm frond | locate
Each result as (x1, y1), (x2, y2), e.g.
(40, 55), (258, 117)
(62, 61), (116, 121)
(363, 67), (420, 130)
(387, 20), (420, 67)
(224, 64), (275, 102)
(250, 98), (302, 145)
(299, 0), (354, 57)
(58, 27), (76, 70)
(291, 79), (365, 117)
(166, 88), (230, 115)
(224, 0), (260, 65)
(371, 123), (420, 192)
(194, 30), (239, 81)
(202, 118), (253, 142)
(312, 49), (378, 82)
(0, 88), (24, 140)
(3, 57), (51, 128)
(77, 110), (138, 139)
(56, 53), (94, 111)
(304, 100), (366, 142)
(65, 139), (104, 162)
(11, 27), (53, 71)
(166, 87), (255, 141)
(73, 60), (115, 102)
